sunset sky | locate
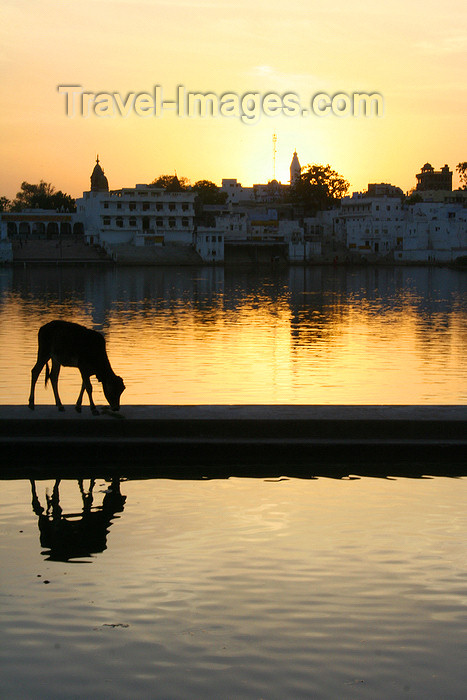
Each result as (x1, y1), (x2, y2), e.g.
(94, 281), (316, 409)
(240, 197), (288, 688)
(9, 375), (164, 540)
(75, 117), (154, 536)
(1, 0), (465, 200)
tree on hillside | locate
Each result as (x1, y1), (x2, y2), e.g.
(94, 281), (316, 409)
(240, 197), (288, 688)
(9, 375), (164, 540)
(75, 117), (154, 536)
(151, 174), (190, 190)
(11, 181), (76, 211)
(456, 162), (467, 189)
(288, 164), (349, 213)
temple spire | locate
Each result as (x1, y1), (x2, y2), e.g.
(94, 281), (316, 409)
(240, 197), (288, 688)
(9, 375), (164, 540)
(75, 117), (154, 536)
(90, 156), (109, 192)
(290, 150), (301, 184)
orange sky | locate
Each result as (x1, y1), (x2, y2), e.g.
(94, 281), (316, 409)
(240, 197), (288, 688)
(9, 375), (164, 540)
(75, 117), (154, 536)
(1, 0), (465, 200)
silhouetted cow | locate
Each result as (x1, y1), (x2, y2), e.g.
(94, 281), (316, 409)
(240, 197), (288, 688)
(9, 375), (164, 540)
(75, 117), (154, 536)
(28, 320), (125, 414)
(30, 478), (126, 561)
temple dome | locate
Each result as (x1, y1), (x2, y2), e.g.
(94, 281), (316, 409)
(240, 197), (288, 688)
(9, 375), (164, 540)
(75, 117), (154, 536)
(165, 174), (183, 192)
(90, 156), (109, 192)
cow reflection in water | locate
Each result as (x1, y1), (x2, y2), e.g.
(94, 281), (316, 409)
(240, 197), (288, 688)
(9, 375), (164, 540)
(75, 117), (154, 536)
(30, 478), (126, 561)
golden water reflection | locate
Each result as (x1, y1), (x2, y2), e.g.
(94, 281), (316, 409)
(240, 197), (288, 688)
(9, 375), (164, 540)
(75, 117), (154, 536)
(0, 265), (465, 405)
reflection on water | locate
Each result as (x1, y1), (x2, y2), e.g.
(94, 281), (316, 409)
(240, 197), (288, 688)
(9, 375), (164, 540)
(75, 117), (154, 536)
(0, 476), (466, 699)
(30, 478), (126, 562)
(0, 264), (466, 404)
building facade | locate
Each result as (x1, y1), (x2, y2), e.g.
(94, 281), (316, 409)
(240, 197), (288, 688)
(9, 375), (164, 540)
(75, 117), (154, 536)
(337, 192), (405, 256)
(416, 163), (452, 191)
(75, 160), (196, 249)
(399, 202), (466, 262)
(322, 185), (466, 262)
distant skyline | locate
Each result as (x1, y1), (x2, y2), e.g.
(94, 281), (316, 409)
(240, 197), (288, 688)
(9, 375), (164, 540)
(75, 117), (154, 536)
(1, 0), (465, 199)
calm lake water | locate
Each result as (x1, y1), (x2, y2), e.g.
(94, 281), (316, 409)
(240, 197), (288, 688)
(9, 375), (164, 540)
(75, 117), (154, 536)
(0, 264), (466, 405)
(0, 476), (466, 699)
(0, 265), (466, 698)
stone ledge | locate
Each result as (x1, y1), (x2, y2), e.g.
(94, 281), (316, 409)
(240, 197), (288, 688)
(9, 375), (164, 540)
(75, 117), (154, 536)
(1, 405), (465, 478)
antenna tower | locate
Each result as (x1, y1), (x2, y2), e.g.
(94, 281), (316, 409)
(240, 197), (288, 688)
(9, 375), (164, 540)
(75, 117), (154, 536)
(272, 132), (277, 180)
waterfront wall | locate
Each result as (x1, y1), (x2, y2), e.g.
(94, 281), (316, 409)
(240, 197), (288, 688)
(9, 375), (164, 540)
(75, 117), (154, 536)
(0, 240), (12, 263)
(1, 405), (465, 478)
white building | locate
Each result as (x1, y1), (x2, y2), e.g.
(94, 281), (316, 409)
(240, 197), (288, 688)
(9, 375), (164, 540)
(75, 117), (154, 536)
(194, 228), (224, 262)
(399, 202), (467, 262)
(75, 159), (196, 249)
(338, 192), (405, 256)
(321, 191), (466, 262)
(213, 208), (249, 239)
(220, 179), (250, 204)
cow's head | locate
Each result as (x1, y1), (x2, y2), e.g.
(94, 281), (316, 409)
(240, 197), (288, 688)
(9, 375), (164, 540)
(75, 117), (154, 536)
(103, 375), (125, 411)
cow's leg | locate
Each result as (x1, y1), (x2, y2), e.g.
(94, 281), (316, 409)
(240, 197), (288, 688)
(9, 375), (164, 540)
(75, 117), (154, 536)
(79, 478), (95, 512)
(30, 479), (44, 516)
(49, 359), (65, 411)
(75, 381), (86, 413)
(28, 355), (48, 410)
(51, 479), (62, 520)
(80, 370), (99, 415)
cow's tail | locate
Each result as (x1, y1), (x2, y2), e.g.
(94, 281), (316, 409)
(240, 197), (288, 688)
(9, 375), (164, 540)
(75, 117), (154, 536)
(45, 362), (50, 388)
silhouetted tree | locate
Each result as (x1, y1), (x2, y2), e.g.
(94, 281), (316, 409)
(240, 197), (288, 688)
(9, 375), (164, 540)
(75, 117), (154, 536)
(288, 164), (349, 214)
(192, 180), (228, 206)
(191, 180), (228, 225)
(456, 162), (467, 189)
(0, 196), (11, 212)
(406, 192), (423, 205)
(151, 174), (190, 190)
(12, 181), (76, 212)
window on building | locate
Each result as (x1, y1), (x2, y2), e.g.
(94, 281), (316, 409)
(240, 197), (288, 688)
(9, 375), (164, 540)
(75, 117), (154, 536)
(104, 202), (109, 209)
(169, 203), (176, 212)
(129, 202), (137, 211)
(117, 202), (122, 210)
(116, 218), (123, 228)
(143, 202), (150, 211)
(103, 217), (110, 226)
(182, 218), (189, 227)
(129, 218), (136, 227)
(156, 203), (163, 211)
(169, 218), (176, 228)
(182, 204), (189, 211)
(156, 218), (163, 227)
